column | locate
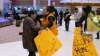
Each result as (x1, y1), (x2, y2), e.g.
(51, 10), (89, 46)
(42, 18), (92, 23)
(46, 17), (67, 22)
(48, 0), (51, 6)
(33, 0), (36, 10)
(0, 0), (3, 11)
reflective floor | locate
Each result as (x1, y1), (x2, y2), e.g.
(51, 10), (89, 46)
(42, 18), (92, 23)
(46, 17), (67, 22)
(0, 20), (100, 56)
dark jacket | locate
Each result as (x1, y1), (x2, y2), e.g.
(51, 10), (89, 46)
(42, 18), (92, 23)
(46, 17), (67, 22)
(64, 14), (71, 22)
(76, 14), (88, 27)
(59, 11), (63, 17)
(22, 17), (40, 51)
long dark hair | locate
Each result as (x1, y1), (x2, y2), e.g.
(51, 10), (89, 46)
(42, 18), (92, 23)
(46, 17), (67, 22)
(82, 5), (92, 16)
(46, 6), (55, 13)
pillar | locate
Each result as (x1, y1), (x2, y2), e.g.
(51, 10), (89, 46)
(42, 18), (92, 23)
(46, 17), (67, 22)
(0, 0), (3, 11)
(33, 0), (37, 10)
(48, 0), (51, 6)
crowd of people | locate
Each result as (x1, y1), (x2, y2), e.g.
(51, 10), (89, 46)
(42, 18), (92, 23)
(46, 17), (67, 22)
(14, 5), (100, 56)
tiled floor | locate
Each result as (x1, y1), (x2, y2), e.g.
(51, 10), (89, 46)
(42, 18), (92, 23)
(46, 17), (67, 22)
(0, 20), (100, 56)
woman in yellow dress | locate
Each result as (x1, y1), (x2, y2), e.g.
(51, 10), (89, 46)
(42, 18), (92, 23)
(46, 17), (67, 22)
(40, 6), (58, 36)
(34, 6), (61, 56)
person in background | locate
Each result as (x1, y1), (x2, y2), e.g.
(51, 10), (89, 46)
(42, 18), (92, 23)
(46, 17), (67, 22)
(96, 31), (100, 39)
(59, 10), (63, 26)
(22, 11), (41, 56)
(3, 8), (9, 18)
(12, 8), (21, 27)
(74, 8), (82, 27)
(64, 9), (69, 18)
(64, 10), (71, 31)
(78, 6), (92, 32)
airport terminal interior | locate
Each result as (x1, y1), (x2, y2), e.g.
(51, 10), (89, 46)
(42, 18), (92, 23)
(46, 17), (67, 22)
(0, 0), (100, 56)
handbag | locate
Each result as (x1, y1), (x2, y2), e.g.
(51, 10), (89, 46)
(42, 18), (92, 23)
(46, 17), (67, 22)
(34, 28), (62, 56)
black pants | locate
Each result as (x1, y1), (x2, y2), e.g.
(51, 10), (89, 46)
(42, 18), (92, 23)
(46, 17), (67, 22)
(96, 31), (100, 39)
(65, 21), (69, 31)
(28, 51), (36, 56)
(59, 16), (63, 26)
(55, 17), (58, 24)
(84, 21), (87, 32)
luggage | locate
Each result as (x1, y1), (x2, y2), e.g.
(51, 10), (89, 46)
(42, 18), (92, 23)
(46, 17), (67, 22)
(34, 28), (62, 56)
